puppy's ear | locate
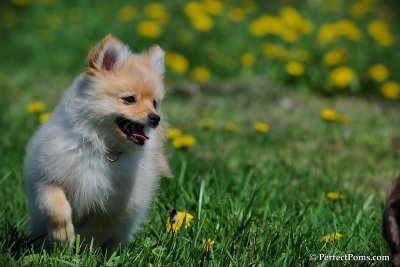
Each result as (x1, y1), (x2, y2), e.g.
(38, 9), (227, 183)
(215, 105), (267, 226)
(148, 45), (165, 76)
(86, 34), (130, 76)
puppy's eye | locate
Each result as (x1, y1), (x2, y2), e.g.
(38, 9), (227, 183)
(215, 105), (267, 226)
(122, 96), (136, 105)
(153, 100), (158, 109)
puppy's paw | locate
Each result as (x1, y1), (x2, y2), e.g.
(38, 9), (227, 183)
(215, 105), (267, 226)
(39, 185), (75, 247)
(50, 220), (75, 247)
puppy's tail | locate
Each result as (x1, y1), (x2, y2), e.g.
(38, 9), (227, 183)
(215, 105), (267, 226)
(383, 175), (400, 267)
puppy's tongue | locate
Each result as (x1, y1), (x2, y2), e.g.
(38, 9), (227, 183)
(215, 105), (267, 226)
(132, 133), (149, 142)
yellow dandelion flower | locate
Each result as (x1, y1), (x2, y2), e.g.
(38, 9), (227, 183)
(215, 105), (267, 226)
(337, 114), (350, 123)
(330, 66), (355, 88)
(279, 7), (300, 28)
(184, 1), (206, 17)
(228, 7), (245, 23)
(137, 20), (161, 39)
(321, 109), (350, 123)
(320, 109), (338, 122)
(167, 128), (183, 139)
(263, 44), (280, 58)
(223, 122), (238, 132)
(249, 16), (268, 37)
(201, 239), (215, 253)
(191, 67), (211, 83)
(349, 0), (375, 18)
(11, 0), (31, 6)
(262, 43), (288, 61)
(317, 25), (336, 45)
(367, 20), (395, 47)
(280, 29), (299, 43)
(327, 192), (343, 201)
(337, 20), (362, 41)
(197, 119), (215, 129)
(286, 61), (305, 76)
(253, 121), (269, 133)
(173, 135), (196, 149)
(118, 5), (137, 23)
(240, 53), (256, 66)
(26, 102), (45, 114)
(320, 233), (343, 243)
(318, 20), (362, 45)
(323, 49), (347, 67)
(249, 15), (283, 37)
(203, 0), (224, 16)
(166, 211), (194, 233)
(190, 13), (214, 32)
(381, 81), (400, 100)
(145, 3), (169, 24)
(39, 112), (51, 124)
(368, 64), (389, 82)
(279, 7), (313, 35)
(165, 52), (189, 74)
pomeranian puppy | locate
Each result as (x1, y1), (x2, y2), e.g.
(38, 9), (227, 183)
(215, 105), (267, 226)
(24, 34), (171, 250)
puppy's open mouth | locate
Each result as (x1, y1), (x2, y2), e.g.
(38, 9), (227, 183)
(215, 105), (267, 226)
(116, 117), (149, 146)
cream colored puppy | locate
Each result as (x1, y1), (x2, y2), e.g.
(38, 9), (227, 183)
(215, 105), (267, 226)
(24, 35), (171, 249)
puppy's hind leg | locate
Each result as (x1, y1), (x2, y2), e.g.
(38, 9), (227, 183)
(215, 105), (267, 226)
(38, 185), (75, 247)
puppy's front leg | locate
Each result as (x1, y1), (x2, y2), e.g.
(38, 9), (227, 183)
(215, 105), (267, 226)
(38, 185), (75, 247)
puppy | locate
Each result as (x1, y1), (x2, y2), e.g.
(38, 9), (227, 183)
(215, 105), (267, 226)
(24, 34), (171, 250)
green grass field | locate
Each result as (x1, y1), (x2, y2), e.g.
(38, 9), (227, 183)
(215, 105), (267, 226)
(1, 75), (398, 266)
(1, 0), (400, 266)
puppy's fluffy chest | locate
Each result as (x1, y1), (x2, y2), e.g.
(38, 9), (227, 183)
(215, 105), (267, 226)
(69, 149), (143, 218)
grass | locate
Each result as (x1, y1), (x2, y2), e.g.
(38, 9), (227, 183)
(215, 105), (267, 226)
(0, 71), (399, 266)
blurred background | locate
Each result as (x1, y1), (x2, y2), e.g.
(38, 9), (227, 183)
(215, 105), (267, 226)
(1, 0), (399, 97)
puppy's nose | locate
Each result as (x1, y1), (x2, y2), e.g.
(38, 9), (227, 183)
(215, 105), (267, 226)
(148, 113), (160, 127)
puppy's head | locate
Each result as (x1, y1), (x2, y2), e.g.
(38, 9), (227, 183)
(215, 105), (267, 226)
(84, 34), (165, 146)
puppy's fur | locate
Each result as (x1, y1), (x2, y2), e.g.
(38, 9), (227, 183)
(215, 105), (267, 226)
(24, 35), (171, 249)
